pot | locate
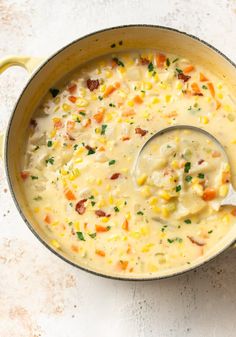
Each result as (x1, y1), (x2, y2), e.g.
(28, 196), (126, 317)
(2, 25), (236, 280)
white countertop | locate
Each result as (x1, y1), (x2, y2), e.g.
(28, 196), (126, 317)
(0, 1), (236, 336)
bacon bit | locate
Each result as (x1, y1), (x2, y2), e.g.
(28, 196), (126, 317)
(95, 225), (109, 232)
(191, 82), (202, 96)
(95, 210), (111, 217)
(207, 82), (215, 97)
(122, 219), (129, 231)
(85, 145), (95, 152)
(183, 65), (195, 73)
(198, 159), (205, 165)
(87, 79), (100, 91)
(114, 82), (121, 89)
(187, 236), (206, 246)
(84, 118), (91, 128)
(68, 96), (77, 103)
(121, 136), (130, 141)
(66, 120), (75, 131)
(30, 119), (37, 128)
(98, 146), (105, 151)
(118, 260), (128, 271)
(75, 199), (87, 215)
(156, 53), (166, 68)
(199, 73), (208, 82)
(20, 171), (29, 180)
(178, 73), (191, 82)
(44, 214), (51, 224)
(64, 188), (76, 201)
(216, 100), (221, 110)
(122, 109), (135, 117)
(140, 57), (150, 65)
(93, 110), (104, 123)
(135, 127), (148, 137)
(212, 150), (221, 158)
(202, 188), (216, 201)
(222, 171), (230, 184)
(133, 95), (143, 104)
(110, 173), (121, 180)
(230, 208), (236, 216)
(104, 85), (116, 98)
(71, 244), (79, 253)
(66, 132), (75, 141)
(111, 59), (117, 68)
(68, 83), (77, 94)
(95, 249), (106, 257)
(53, 118), (63, 130)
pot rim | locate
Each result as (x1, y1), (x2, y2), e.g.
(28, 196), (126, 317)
(4, 24), (236, 281)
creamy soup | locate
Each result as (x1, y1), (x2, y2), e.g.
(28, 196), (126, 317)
(21, 50), (236, 276)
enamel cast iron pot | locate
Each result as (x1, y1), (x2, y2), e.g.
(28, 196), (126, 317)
(1, 25), (236, 280)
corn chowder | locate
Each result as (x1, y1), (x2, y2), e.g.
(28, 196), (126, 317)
(21, 51), (236, 276)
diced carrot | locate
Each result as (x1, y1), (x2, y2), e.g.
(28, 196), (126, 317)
(212, 151), (221, 158)
(64, 188), (76, 201)
(95, 249), (106, 257)
(114, 82), (120, 89)
(231, 208), (236, 216)
(44, 214), (51, 224)
(183, 65), (195, 73)
(68, 83), (77, 94)
(20, 171), (29, 180)
(222, 171), (230, 184)
(66, 120), (75, 131)
(95, 225), (109, 232)
(71, 244), (79, 253)
(117, 260), (128, 271)
(199, 72), (208, 82)
(68, 96), (77, 103)
(121, 136), (130, 141)
(93, 112), (104, 123)
(84, 118), (91, 127)
(216, 100), (221, 110)
(133, 95), (143, 104)
(122, 109), (135, 117)
(122, 219), (129, 231)
(156, 53), (166, 67)
(53, 118), (63, 130)
(191, 82), (202, 94)
(207, 82), (215, 97)
(104, 85), (116, 97)
(202, 188), (216, 201)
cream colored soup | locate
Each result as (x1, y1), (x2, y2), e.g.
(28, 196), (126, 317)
(21, 50), (236, 276)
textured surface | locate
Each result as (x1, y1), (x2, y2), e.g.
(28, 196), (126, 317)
(0, 1), (236, 336)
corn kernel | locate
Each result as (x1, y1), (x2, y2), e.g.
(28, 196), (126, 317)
(51, 239), (60, 249)
(151, 205), (160, 213)
(149, 196), (158, 205)
(96, 178), (102, 185)
(60, 169), (68, 176)
(75, 147), (84, 155)
(161, 206), (170, 218)
(159, 190), (171, 201)
(141, 243), (154, 252)
(76, 98), (89, 107)
(51, 221), (59, 227)
(126, 212), (131, 220)
(217, 92), (223, 99)
(142, 112), (150, 119)
(34, 207), (39, 213)
(231, 139), (236, 144)
(137, 174), (147, 186)
(170, 160), (179, 169)
(50, 129), (57, 138)
(165, 95), (171, 103)
(104, 113), (113, 122)
(200, 116), (209, 124)
(222, 214), (230, 224)
(148, 264), (158, 272)
(152, 97), (160, 104)
(127, 100), (134, 107)
(91, 94), (97, 101)
(101, 217), (109, 223)
(105, 70), (112, 78)
(153, 74), (159, 82)
(100, 84), (106, 92)
(217, 83), (223, 89)
(106, 184), (111, 191)
(75, 158), (83, 163)
(141, 186), (151, 198)
(141, 226), (149, 235)
(62, 103), (71, 112)
(176, 81), (183, 90)
(144, 82), (152, 90)
(72, 168), (80, 177)
(118, 67), (126, 74)
(97, 199), (106, 207)
(219, 184), (229, 197)
(192, 183), (204, 196)
(108, 195), (114, 204)
(130, 231), (141, 239)
(159, 82), (167, 89)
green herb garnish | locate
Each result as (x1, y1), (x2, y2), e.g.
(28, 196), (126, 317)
(185, 175), (192, 182)
(34, 145), (39, 151)
(34, 196), (42, 201)
(208, 230), (213, 234)
(31, 175), (38, 180)
(68, 221), (73, 226)
(148, 62), (154, 72)
(91, 201), (96, 206)
(202, 85), (207, 89)
(76, 232), (85, 241)
(114, 206), (119, 212)
(166, 58), (170, 67)
(87, 148), (95, 155)
(73, 144), (79, 150)
(176, 185), (181, 192)
(109, 160), (116, 166)
(175, 68), (183, 74)
(109, 103), (116, 107)
(49, 88), (59, 97)
(89, 195), (95, 199)
(79, 111), (86, 116)
(45, 157), (54, 165)
(137, 211), (144, 215)
(113, 57), (124, 67)
(76, 117), (81, 123)
(184, 219), (191, 224)
(184, 162), (191, 173)
(89, 233), (97, 239)
(101, 124), (107, 135)
(172, 58), (179, 63)
(198, 173), (205, 179)
(47, 140), (53, 147)
(98, 95), (103, 100)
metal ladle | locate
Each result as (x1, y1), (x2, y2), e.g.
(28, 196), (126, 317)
(133, 125), (236, 207)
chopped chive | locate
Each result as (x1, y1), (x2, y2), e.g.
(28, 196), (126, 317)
(137, 211), (144, 215)
(73, 144), (79, 150)
(112, 57), (124, 67)
(76, 117), (81, 123)
(185, 175), (192, 182)
(176, 185), (181, 192)
(34, 145), (39, 151)
(98, 95), (103, 101)
(109, 103), (116, 107)
(202, 85), (207, 89)
(208, 230), (213, 234)
(45, 157), (54, 165)
(31, 175), (38, 180)
(184, 162), (191, 173)
(114, 206), (119, 212)
(76, 232), (85, 241)
(148, 62), (154, 72)
(47, 140), (53, 147)
(87, 148), (95, 155)
(89, 195), (95, 199)
(109, 159), (116, 166)
(166, 58), (170, 67)
(49, 88), (59, 97)
(79, 111), (86, 116)
(184, 219), (191, 224)
(172, 58), (179, 63)
(175, 68), (183, 74)
(101, 124), (107, 135)
(89, 233), (97, 239)
(91, 201), (96, 206)
(198, 173), (205, 179)
(34, 196), (42, 201)
(68, 221), (73, 226)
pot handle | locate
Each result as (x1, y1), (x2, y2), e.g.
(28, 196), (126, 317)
(0, 56), (45, 75)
